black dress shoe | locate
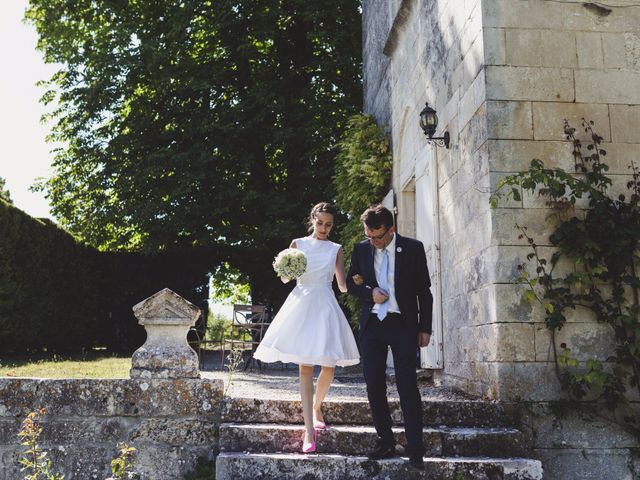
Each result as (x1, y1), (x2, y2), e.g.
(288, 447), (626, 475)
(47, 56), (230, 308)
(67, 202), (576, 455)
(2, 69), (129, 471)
(367, 442), (397, 460)
(408, 455), (425, 470)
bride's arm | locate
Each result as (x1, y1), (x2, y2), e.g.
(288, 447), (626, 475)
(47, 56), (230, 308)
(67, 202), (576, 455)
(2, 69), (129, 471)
(290, 240), (297, 249)
(335, 247), (348, 293)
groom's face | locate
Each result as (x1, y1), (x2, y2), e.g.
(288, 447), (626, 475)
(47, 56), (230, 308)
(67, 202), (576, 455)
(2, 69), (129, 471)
(364, 223), (395, 249)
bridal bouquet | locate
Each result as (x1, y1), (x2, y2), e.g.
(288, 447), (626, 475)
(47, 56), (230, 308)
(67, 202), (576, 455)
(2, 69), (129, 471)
(273, 248), (307, 283)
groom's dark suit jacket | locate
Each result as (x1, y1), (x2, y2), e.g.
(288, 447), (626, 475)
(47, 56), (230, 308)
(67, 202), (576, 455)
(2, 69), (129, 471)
(347, 234), (433, 335)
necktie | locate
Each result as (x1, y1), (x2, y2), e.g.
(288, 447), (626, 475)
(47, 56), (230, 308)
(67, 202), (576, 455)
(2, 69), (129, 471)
(377, 249), (389, 321)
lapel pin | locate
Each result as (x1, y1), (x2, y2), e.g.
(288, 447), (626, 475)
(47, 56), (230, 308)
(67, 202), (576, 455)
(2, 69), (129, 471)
(396, 247), (402, 253)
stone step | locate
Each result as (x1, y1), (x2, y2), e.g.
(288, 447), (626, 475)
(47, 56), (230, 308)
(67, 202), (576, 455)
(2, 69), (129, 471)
(222, 397), (514, 428)
(219, 423), (527, 458)
(215, 452), (544, 480)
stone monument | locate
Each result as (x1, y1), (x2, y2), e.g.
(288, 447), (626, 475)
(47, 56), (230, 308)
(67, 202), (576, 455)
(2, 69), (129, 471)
(130, 287), (201, 379)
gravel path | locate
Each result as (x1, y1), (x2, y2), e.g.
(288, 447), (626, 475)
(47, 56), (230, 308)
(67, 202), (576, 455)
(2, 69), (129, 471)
(200, 352), (475, 402)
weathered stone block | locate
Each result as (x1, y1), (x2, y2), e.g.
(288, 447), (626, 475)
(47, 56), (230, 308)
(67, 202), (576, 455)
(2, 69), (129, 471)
(0, 378), (222, 418)
(483, 27), (506, 65)
(536, 448), (633, 480)
(491, 207), (559, 246)
(604, 143), (640, 173)
(218, 423), (443, 456)
(534, 322), (615, 362)
(486, 66), (574, 102)
(462, 245), (497, 292)
(483, 0), (565, 29)
(526, 403), (637, 449)
(488, 139), (572, 172)
(497, 362), (564, 401)
(487, 323), (536, 362)
(610, 104), (640, 143)
(575, 69), (640, 104)
(602, 29), (640, 70)
(493, 245), (575, 284)
(135, 445), (215, 480)
(505, 29), (576, 67)
(601, 32), (628, 69)
(442, 427), (526, 458)
(216, 453), (543, 480)
(458, 69), (486, 136)
(576, 32), (604, 68)
(459, 101), (488, 160)
(486, 100), (533, 139)
(563, 3), (640, 33)
(131, 418), (218, 446)
(532, 102), (610, 141)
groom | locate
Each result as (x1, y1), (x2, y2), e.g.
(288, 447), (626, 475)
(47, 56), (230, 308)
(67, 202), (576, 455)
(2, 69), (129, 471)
(347, 204), (433, 470)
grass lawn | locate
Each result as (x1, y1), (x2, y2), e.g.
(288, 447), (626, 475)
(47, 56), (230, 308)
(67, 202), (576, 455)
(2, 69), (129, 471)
(0, 352), (131, 379)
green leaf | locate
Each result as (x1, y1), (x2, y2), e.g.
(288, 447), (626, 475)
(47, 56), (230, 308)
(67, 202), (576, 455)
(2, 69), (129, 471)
(523, 289), (537, 304)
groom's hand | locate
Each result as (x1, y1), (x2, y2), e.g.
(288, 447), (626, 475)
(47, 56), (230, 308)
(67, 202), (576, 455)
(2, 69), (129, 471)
(418, 332), (431, 348)
(372, 288), (389, 304)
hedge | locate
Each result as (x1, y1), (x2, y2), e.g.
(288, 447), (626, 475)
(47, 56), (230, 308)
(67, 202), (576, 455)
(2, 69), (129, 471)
(0, 200), (213, 354)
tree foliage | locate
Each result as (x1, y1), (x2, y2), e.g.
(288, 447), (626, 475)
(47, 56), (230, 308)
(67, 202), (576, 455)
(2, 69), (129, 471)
(26, 0), (362, 302)
(333, 114), (392, 324)
(0, 177), (12, 204)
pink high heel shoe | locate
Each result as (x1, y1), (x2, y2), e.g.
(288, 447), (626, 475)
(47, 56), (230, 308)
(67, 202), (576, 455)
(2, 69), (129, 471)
(313, 420), (327, 430)
(302, 429), (317, 453)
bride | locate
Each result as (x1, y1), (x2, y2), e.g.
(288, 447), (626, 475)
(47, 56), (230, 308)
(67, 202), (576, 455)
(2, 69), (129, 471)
(254, 202), (360, 453)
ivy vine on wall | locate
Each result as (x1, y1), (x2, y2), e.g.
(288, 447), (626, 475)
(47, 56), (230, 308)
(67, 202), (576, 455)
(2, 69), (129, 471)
(491, 119), (640, 437)
(333, 114), (393, 326)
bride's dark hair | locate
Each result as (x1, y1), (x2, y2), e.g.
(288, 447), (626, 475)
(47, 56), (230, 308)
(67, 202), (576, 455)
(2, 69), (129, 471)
(307, 202), (336, 232)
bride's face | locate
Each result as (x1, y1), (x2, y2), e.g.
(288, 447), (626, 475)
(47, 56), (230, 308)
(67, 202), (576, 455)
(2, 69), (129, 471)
(312, 212), (334, 240)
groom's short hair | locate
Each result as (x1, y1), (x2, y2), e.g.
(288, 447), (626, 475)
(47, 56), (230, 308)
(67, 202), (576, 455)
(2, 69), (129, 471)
(361, 204), (394, 230)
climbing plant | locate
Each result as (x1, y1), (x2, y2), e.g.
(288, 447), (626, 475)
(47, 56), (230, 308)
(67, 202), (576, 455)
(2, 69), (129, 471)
(333, 113), (393, 325)
(491, 119), (640, 437)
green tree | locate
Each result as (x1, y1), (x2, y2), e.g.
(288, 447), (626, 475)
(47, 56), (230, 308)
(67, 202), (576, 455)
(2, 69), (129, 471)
(26, 0), (362, 302)
(0, 177), (12, 204)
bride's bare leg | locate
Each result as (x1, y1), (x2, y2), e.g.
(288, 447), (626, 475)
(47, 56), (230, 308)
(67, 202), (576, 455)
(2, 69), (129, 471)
(299, 364), (315, 443)
(313, 366), (335, 424)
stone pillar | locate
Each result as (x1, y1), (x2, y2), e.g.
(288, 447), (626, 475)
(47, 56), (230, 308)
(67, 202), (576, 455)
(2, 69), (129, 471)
(130, 288), (201, 379)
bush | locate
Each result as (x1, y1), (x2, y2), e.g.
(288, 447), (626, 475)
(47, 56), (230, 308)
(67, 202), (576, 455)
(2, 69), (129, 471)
(0, 201), (213, 354)
(0, 200), (107, 353)
(333, 114), (392, 326)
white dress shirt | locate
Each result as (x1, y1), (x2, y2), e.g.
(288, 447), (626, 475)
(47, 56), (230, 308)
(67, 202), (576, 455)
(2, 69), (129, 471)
(371, 233), (401, 316)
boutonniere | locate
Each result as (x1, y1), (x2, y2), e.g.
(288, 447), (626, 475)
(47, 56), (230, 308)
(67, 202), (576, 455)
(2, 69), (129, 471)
(396, 247), (402, 253)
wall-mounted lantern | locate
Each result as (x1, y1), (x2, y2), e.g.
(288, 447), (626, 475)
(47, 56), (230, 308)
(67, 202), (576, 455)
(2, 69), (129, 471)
(419, 102), (450, 149)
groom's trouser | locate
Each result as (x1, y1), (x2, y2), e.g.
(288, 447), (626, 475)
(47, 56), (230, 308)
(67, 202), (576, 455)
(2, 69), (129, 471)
(360, 313), (424, 457)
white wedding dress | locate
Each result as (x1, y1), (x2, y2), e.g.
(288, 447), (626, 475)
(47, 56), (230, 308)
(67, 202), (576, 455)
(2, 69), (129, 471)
(254, 236), (360, 367)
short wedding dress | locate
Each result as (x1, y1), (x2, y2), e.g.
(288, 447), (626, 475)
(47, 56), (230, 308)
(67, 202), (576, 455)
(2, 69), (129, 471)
(254, 236), (360, 367)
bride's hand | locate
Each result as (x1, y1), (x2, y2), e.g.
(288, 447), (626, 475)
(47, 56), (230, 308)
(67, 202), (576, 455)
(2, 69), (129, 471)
(352, 274), (364, 286)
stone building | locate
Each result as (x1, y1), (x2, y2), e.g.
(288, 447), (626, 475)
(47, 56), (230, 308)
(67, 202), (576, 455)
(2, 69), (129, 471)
(363, 0), (640, 478)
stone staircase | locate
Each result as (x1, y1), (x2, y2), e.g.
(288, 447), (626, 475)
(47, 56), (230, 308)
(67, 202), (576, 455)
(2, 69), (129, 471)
(215, 393), (543, 479)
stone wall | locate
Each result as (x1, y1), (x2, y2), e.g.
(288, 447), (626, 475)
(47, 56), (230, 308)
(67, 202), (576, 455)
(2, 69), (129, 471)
(364, 0), (493, 392)
(0, 289), (222, 479)
(482, 0), (640, 403)
(362, 0), (640, 477)
(363, 0), (393, 127)
(0, 378), (222, 480)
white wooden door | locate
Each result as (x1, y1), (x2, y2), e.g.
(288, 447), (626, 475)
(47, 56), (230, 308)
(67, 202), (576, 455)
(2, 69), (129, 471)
(415, 154), (443, 369)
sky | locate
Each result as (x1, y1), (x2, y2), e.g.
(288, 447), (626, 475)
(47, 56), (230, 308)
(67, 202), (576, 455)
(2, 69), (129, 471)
(0, 0), (59, 219)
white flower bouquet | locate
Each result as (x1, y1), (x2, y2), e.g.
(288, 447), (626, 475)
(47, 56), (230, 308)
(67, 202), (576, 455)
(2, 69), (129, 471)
(273, 248), (307, 283)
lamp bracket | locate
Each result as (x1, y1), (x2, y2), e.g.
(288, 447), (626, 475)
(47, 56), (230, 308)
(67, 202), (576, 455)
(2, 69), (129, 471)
(426, 131), (450, 149)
